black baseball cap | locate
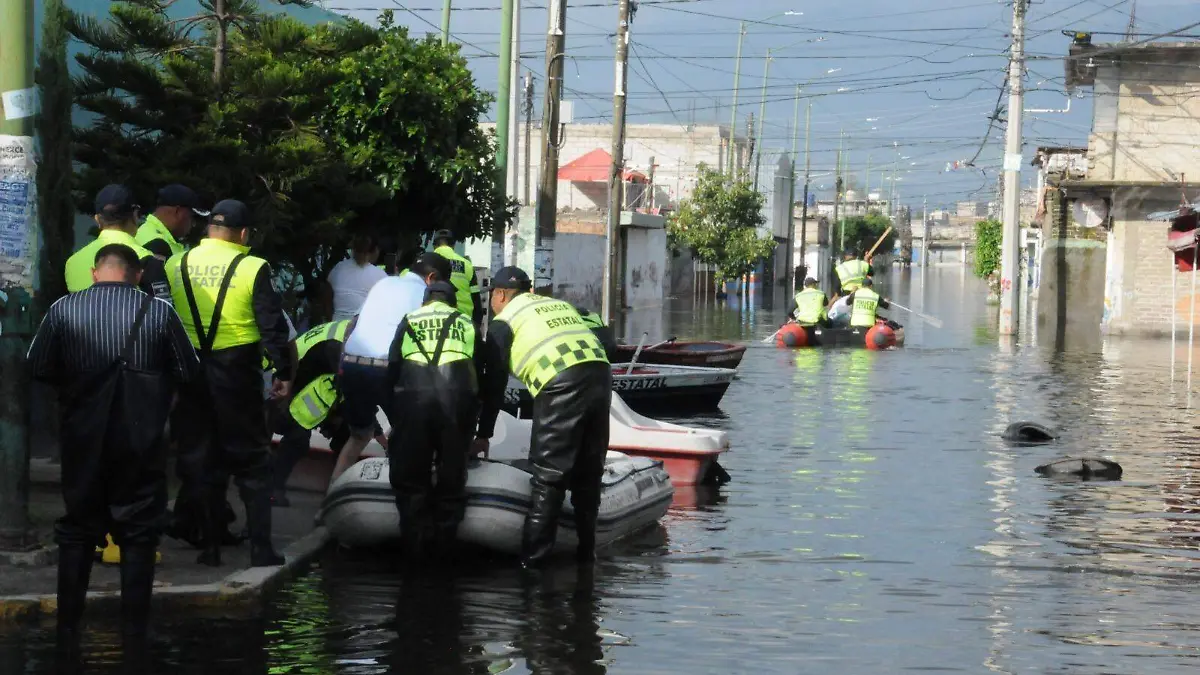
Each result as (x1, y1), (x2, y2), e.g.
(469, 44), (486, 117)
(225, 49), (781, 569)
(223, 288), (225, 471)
(94, 184), (139, 220)
(491, 266), (532, 291)
(804, 277), (818, 286)
(157, 184), (210, 217)
(410, 251), (452, 281)
(424, 280), (458, 304)
(209, 199), (252, 229)
(432, 229), (456, 243)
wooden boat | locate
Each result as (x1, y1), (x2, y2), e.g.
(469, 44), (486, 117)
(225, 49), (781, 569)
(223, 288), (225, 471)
(503, 363), (736, 417)
(614, 339), (747, 369)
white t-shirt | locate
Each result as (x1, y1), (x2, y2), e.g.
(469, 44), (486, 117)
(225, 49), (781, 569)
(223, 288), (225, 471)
(328, 258), (388, 321)
(828, 295), (852, 320)
(342, 273), (427, 359)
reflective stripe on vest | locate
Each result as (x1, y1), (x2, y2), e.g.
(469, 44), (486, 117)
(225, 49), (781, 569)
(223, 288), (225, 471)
(135, 215), (185, 257)
(64, 230), (155, 293)
(166, 238), (267, 350)
(793, 288), (827, 325)
(400, 303), (475, 365)
(835, 259), (870, 291)
(288, 374), (339, 429)
(294, 320), (351, 361)
(850, 288), (880, 328)
(495, 293), (608, 397)
(433, 245), (476, 316)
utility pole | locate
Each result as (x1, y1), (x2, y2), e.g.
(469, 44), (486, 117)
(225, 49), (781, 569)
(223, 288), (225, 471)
(603, 0), (631, 323)
(999, 0), (1028, 336)
(753, 49), (772, 192)
(799, 101), (812, 280)
(835, 129), (844, 253)
(493, 0), (516, 266)
(745, 114), (755, 182)
(647, 155), (656, 210)
(727, 22), (746, 176)
(441, 0), (451, 45)
(922, 196), (929, 268)
(890, 157), (898, 219)
(786, 84), (800, 294)
(865, 154), (871, 206)
(523, 73), (534, 206)
(534, 0), (566, 293)
(507, 0), (521, 201)
(0, 0), (36, 551)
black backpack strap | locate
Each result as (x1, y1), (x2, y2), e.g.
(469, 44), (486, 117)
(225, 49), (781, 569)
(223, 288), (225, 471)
(403, 321), (433, 364)
(119, 293), (156, 364)
(403, 310), (462, 367)
(180, 250), (247, 355)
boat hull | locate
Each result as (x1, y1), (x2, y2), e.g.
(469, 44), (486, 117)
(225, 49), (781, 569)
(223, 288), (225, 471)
(778, 324), (906, 349)
(320, 453), (674, 552)
(615, 341), (747, 369)
(503, 364), (735, 417)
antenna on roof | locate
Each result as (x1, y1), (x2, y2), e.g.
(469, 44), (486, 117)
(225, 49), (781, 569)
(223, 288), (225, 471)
(1124, 0), (1138, 42)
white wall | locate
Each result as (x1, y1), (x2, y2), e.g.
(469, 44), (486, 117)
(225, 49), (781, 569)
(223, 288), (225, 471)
(551, 233), (605, 310)
(624, 227), (667, 309)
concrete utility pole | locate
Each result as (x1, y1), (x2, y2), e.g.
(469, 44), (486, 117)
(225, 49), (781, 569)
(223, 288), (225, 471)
(835, 129), (844, 252)
(786, 84), (800, 294)
(441, 0), (451, 45)
(727, 22), (746, 176)
(493, 0), (516, 266)
(534, 0), (566, 293)
(753, 49), (772, 192)
(647, 155), (656, 210)
(799, 101), (812, 279)
(922, 196), (930, 267)
(507, 1), (521, 201)
(999, 0), (1028, 335)
(523, 73), (534, 206)
(603, 0), (632, 323)
(745, 114), (754, 182)
(0, 0), (35, 550)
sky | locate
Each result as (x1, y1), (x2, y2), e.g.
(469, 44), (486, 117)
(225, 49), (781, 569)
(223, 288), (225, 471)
(324, 0), (1200, 211)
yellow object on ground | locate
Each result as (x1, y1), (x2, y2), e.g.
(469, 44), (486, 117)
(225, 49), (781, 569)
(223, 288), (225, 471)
(97, 535), (162, 565)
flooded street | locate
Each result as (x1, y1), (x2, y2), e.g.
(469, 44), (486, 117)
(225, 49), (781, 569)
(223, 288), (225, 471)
(6, 266), (1200, 673)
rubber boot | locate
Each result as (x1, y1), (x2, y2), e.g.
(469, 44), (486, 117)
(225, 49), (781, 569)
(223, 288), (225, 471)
(195, 488), (223, 567)
(243, 485), (285, 567)
(119, 544), (156, 654)
(396, 495), (429, 563)
(56, 544), (95, 667)
(571, 495), (599, 564)
(520, 483), (565, 569)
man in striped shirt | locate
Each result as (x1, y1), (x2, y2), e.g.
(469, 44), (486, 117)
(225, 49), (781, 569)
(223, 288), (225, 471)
(27, 244), (198, 656)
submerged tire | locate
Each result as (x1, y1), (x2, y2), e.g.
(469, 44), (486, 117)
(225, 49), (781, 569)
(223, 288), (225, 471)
(1002, 421), (1056, 444)
(1035, 458), (1123, 481)
(865, 325), (896, 350)
(776, 324), (809, 348)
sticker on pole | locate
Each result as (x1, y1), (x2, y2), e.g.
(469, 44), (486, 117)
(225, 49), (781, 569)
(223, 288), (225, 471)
(0, 135), (38, 290)
(1003, 153), (1023, 172)
(1, 88), (39, 121)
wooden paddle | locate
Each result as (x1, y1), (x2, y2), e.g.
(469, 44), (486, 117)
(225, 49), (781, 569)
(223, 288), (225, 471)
(865, 226), (893, 259)
(888, 301), (944, 328)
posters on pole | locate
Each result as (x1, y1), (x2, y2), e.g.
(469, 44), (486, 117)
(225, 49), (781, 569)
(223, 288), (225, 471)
(0, 135), (37, 291)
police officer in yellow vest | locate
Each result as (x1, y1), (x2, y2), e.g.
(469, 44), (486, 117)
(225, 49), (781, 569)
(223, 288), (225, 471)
(136, 184), (208, 260)
(432, 229), (484, 325)
(478, 267), (612, 568)
(387, 281), (491, 558)
(65, 184), (172, 302)
(791, 277), (828, 326)
(575, 306), (619, 361)
(166, 199), (293, 568)
(833, 250), (873, 296)
(845, 277), (891, 328)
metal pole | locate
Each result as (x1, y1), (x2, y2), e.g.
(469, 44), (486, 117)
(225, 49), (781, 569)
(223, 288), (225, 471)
(728, 22), (746, 176)
(523, 73), (533, 206)
(799, 102), (811, 278)
(534, 0), (566, 293)
(441, 0), (451, 45)
(507, 0), (521, 200)
(753, 49), (771, 192)
(999, 0), (1028, 336)
(922, 196), (929, 268)
(865, 154), (871, 206)
(0, 0), (35, 550)
(603, 0), (631, 324)
(786, 84), (800, 294)
(1189, 245), (1198, 397)
(493, 0), (516, 266)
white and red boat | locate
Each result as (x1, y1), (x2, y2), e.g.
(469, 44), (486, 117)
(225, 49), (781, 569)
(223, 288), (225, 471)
(504, 364), (736, 418)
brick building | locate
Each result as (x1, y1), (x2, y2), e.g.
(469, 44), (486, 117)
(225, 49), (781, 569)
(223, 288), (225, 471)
(1047, 41), (1200, 338)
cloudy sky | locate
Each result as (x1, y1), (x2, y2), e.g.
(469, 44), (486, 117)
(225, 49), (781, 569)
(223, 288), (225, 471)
(325, 0), (1198, 210)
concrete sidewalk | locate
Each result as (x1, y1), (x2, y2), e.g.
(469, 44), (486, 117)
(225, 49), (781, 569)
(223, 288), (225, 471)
(0, 458), (330, 622)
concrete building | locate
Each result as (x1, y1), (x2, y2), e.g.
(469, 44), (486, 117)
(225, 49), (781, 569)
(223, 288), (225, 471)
(1045, 41), (1200, 339)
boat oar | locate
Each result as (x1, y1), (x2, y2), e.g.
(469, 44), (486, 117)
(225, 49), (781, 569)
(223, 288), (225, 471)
(626, 331), (650, 375)
(762, 323), (790, 343)
(865, 226), (893, 259)
(888, 301), (944, 328)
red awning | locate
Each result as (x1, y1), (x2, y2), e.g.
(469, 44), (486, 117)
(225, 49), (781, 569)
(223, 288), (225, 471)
(557, 148), (646, 183)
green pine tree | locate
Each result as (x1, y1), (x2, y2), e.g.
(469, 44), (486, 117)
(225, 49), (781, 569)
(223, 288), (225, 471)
(36, 0), (75, 312)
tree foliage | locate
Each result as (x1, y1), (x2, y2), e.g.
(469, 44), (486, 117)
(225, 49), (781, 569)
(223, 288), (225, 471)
(66, 2), (511, 307)
(974, 218), (1002, 279)
(837, 213), (895, 258)
(36, 0), (75, 313)
(667, 164), (775, 282)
